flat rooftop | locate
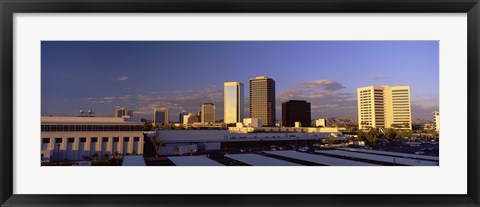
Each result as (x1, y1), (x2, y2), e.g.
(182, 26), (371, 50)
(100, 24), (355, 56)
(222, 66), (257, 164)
(168, 156), (224, 166)
(317, 150), (439, 166)
(122, 155), (147, 166)
(41, 116), (143, 124)
(225, 154), (302, 166)
(265, 151), (378, 166)
(339, 148), (439, 161)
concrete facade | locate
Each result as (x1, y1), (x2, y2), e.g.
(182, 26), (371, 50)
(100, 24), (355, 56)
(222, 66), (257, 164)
(41, 116), (145, 162)
(357, 86), (412, 130)
(153, 108), (169, 126)
(249, 76), (276, 126)
(201, 102), (216, 123)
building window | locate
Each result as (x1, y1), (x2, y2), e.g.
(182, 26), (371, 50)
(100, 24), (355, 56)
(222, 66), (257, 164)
(42, 138), (50, 143)
(91, 138), (98, 142)
(134, 137), (140, 142)
(124, 137), (129, 142)
(55, 138), (63, 143)
(102, 137), (108, 142)
(68, 138), (75, 143)
(80, 138), (86, 143)
(113, 137), (119, 142)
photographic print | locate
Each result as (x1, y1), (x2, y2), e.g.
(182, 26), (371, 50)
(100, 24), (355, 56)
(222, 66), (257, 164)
(40, 41), (439, 166)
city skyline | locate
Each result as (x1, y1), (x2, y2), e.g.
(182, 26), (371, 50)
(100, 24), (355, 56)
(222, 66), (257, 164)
(41, 41), (439, 121)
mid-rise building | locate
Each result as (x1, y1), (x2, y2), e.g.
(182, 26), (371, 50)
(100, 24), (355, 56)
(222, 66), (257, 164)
(434, 111), (440, 132)
(224, 81), (244, 124)
(183, 113), (200, 125)
(153, 108), (169, 126)
(115, 107), (133, 118)
(243, 118), (262, 128)
(179, 110), (188, 123)
(201, 103), (216, 123)
(282, 100), (311, 127)
(315, 118), (327, 127)
(41, 116), (145, 162)
(357, 86), (412, 130)
(249, 76), (276, 127)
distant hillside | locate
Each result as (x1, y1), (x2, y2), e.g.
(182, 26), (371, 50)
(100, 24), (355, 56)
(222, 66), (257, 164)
(324, 116), (358, 126)
(412, 117), (433, 124)
(320, 116), (432, 126)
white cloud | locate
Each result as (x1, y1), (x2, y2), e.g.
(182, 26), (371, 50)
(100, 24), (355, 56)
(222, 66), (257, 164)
(299, 80), (345, 92)
(118, 76), (129, 81)
(370, 76), (388, 80)
(277, 80), (356, 119)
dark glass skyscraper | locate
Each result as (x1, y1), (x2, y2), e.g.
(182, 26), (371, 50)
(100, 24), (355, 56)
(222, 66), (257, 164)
(249, 76), (275, 127)
(282, 100), (311, 127)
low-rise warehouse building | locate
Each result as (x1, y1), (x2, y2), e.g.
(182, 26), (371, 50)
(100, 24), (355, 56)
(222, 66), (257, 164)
(41, 116), (145, 162)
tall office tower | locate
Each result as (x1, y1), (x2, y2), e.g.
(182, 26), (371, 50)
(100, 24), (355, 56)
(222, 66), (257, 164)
(434, 111), (440, 133)
(224, 82), (244, 124)
(282, 100), (311, 127)
(179, 110), (188, 123)
(201, 102), (216, 123)
(153, 108), (170, 126)
(357, 86), (412, 130)
(114, 107), (133, 118)
(249, 76), (276, 127)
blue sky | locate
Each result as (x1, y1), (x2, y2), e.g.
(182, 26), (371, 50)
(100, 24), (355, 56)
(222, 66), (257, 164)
(41, 41), (439, 121)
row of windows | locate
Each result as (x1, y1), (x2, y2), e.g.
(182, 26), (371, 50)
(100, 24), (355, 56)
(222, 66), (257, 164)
(41, 125), (143, 132)
(42, 137), (140, 143)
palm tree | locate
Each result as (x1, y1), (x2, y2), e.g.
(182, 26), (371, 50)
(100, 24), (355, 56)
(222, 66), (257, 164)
(150, 135), (167, 158)
(92, 152), (99, 160)
(113, 151), (120, 158)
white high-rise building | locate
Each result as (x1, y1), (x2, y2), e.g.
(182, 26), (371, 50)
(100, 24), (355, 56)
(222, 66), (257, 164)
(357, 86), (412, 130)
(153, 108), (169, 126)
(434, 111), (440, 132)
(224, 82), (244, 124)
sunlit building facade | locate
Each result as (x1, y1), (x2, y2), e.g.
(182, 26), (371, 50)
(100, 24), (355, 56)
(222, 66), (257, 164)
(153, 108), (170, 126)
(224, 82), (244, 124)
(357, 86), (412, 130)
(315, 119), (327, 127)
(250, 76), (276, 127)
(179, 110), (188, 124)
(201, 102), (216, 123)
(41, 116), (144, 162)
(434, 111), (440, 132)
(183, 113), (200, 125)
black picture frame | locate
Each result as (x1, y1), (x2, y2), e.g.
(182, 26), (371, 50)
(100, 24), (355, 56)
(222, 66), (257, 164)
(1, 0), (479, 206)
